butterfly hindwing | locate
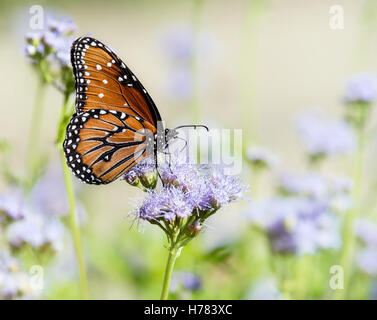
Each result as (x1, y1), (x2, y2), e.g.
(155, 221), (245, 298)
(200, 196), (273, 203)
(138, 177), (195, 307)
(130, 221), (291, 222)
(63, 108), (148, 184)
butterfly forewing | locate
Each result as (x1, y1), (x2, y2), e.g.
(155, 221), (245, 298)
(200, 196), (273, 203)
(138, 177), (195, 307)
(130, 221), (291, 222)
(71, 36), (161, 127)
(64, 36), (162, 185)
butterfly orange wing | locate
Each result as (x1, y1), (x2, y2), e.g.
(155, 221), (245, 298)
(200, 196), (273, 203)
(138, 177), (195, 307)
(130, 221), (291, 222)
(64, 37), (161, 184)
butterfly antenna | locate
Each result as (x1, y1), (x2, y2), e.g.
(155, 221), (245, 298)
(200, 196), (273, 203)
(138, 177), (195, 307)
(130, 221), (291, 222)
(174, 125), (209, 131)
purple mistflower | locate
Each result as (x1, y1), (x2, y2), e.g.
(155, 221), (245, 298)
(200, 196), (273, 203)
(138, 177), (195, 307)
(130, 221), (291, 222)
(45, 13), (76, 36)
(248, 197), (341, 255)
(356, 248), (377, 276)
(30, 167), (86, 223)
(370, 281), (377, 299)
(24, 12), (76, 93)
(136, 187), (194, 222)
(165, 67), (193, 101)
(328, 175), (353, 194)
(132, 155), (246, 244)
(160, 156), (201, 191)
(0, 251), (19, 274)
(0, 190), (29, 222)
(344, 74), (377, 104)
(123, 156), (157, 189)
(171, 272), (202, 293)
(25, 13), (76, 64)
(245, 277), (282, 300)
(30, 168), (68, 217)
(205, 166), (246, 209)
(163, 27), (194, 62)
(0, 250), (37, 300)
(296, 113), (355, 157)
(7, 213), (64, 252)
(128, 157), (156, 177)
(162, 26), (216, 63)
(355, 219), (377, 247)
(50, 35), (73, 67)
(246, 146), (279, 169)
(278, 172), (328, 199)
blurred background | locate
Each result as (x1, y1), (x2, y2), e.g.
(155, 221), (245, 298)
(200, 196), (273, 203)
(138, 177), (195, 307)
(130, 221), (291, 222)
(1, 0), (377, 299)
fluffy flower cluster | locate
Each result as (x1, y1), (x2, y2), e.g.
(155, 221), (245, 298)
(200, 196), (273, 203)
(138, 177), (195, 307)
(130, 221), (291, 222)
(296, 113), (355, 159)
(246, 146), (279, 170)
(344, 74), (377, 104)
(0, 250), (37, 299)
(249, 172), (350, 255)
(24, 13), (76, 92)
(0, 191), (29, 223)
(0, 168), (83, 254)
(168, 271), (202, 299)
(248, 197), (341, 255)
(25, 13), (76, 66)
(245, 277), (283, 300)
(124, 156), (246, 245)
(277, 171), (352, 204)
(355, 219), (377, 276)
(161, 27), (216, 101)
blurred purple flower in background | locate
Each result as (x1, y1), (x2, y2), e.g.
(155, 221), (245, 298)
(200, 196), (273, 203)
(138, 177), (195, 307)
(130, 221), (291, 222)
(245, 277), (282, 300)
(45, 13), (77, 35)
(277, 172), (352, 204)
(370, 281), (377, 300)
(0, 250), (34, 299)
(296, 113), (355, 158)
(0, 167), (85, 255)
(356, 248), (377, 276)
(248, 197), (341, 255)
(162, 26), (217, 62)
(161, 26), (217, 102)
(344, 74), (377, 104)
(246, 146), (279, 170)
(355, 219), (377, 247)
(31, 168), (69, 217)
(7, 213), (64, 252)
(171, 272), (202, 293)
(31, 167), (86, 222)
(24, 12), (76, 94)
(355, 219), (377, 276)
(163, 27), (194, 62)
(0, 190), (29, 222)
(164, 67), (193, 101)
(278, 172), (328, 199)
(25, 13), (76, 66)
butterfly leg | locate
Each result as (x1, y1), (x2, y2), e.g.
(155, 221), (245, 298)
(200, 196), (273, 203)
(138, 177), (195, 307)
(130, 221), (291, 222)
(155, 149), (165, 187)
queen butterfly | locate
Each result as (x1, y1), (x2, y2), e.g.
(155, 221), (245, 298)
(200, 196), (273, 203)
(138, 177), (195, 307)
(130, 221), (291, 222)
(63, 36), (207, 185)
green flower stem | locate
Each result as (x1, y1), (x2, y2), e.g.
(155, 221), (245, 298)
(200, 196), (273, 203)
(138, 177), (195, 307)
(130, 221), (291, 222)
(336, 107), (367, 299)
(294, 255), (309, 299)
(26, 79), (46, 189)
(60, 149), (88, 299)
(59, 94), (88, 300)
(160, 231), (182, 300)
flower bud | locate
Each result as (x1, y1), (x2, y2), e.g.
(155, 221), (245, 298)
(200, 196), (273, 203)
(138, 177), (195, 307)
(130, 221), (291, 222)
(187, 221), (202, 237)
(123, 170), (141, 187)
(139, 170), (158, 189)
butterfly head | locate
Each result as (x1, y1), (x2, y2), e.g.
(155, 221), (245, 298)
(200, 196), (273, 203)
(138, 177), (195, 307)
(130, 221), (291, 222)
(165, 128), (178, 143)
